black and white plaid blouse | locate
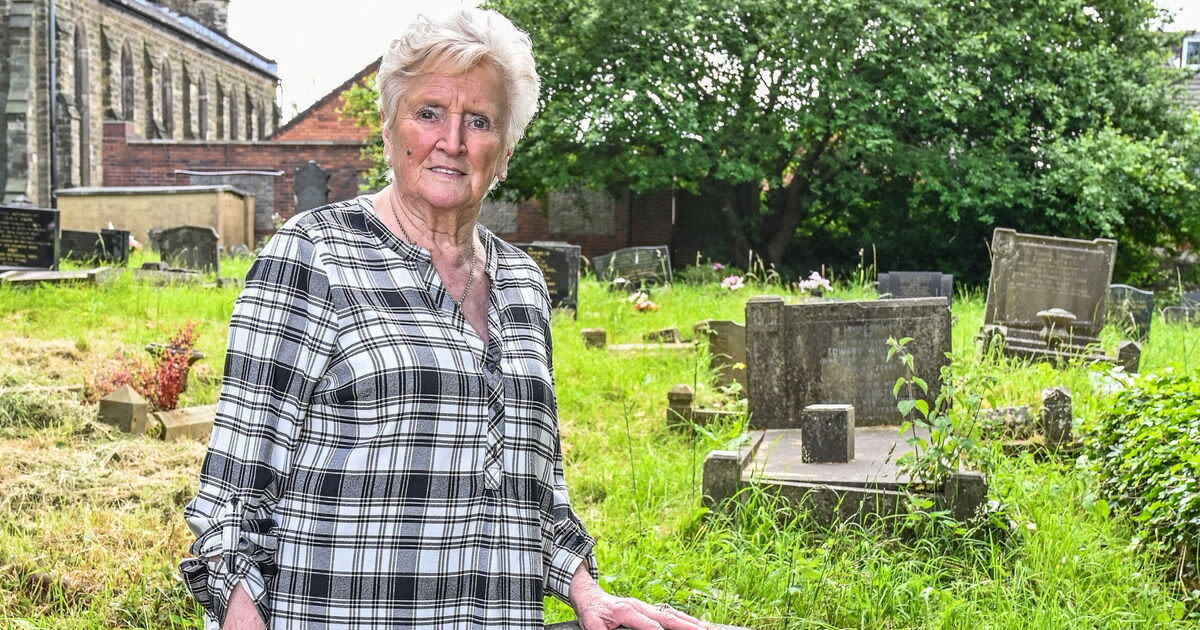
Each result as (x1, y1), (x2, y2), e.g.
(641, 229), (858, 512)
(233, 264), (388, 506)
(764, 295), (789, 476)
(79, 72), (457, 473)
(181, 197), (597, 629)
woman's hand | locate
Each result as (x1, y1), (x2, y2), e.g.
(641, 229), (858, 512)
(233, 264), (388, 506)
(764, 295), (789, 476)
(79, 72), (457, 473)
(569, 564), (706, 630)
(223, 582), (267, 630)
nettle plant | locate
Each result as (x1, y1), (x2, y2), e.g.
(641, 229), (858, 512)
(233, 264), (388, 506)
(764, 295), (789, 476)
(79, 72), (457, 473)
(886, 336), (991, 492)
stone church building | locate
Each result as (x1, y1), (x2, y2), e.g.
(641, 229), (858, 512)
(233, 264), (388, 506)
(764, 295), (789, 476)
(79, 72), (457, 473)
(1, 0), (278, 206)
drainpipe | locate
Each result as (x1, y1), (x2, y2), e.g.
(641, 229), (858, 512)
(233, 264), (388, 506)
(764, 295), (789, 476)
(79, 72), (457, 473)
(47, 0), (57, 207)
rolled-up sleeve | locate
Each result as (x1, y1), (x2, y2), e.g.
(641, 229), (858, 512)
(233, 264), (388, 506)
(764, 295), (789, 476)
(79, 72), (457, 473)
(180, 222), (337, 626)
(536, 281), (599, 603)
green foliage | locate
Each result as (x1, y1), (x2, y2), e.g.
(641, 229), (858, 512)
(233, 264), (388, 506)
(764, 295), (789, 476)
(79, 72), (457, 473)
(337, 72), (389, 193)
(1085, 370), (1200, 583)
(484, 0), (1200, 281)
(887, 337), (990, 491)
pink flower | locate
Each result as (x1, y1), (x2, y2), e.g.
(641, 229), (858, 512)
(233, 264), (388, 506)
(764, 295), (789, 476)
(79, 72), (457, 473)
(711, 262), (726, 271)
(722, 275), (745, 290)
(797, 271), (832, 293)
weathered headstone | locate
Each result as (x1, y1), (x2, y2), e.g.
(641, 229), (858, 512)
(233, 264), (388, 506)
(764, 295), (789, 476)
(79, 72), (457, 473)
(153, 404), (216, 441)
(1107, 284), (1153, 340)
(158, 225), (219, 273)
(801, 404), (855, 463)
(60, 228), (130, 265)
(746, 296), (951, 428)
(1182, 291), (1200, 308)
(1041, 387), (1072, 445)
(1162, 305), (1200, 325)
(695, 319), (748, 391)
(293, 161), (330, 213)
(984, 228), (1117, 337)
(877, 271), (954, 299)
(97, 385), (149, 435)
(666, 384), (694, 429)
(592, 246), (672, 285)
(516, 241), (581, 311)
(0, 204), (59, 270)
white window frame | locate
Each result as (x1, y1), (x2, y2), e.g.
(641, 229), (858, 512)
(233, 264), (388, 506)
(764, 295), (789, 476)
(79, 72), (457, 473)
(1183, 35), (1200, 68)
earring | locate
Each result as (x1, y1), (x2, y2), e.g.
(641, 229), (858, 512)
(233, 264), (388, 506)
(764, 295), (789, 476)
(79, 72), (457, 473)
(384, 153), (391, 164)
(500, 171), (508, 181)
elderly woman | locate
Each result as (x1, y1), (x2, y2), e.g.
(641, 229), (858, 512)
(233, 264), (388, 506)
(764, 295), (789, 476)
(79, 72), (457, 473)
(180, 8), (704, 630)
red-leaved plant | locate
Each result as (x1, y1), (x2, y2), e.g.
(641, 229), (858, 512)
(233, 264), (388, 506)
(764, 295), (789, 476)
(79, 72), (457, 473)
(87, 322), (200, 411)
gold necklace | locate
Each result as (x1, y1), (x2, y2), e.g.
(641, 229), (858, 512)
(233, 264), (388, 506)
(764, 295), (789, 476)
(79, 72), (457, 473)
(385, 194), (478, 307)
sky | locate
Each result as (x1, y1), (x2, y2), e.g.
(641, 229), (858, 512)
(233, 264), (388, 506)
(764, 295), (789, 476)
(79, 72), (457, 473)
(227, 0), (1200, 125)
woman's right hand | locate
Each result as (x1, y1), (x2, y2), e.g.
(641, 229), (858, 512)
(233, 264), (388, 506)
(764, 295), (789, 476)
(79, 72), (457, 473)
(223, 582), (267, 630)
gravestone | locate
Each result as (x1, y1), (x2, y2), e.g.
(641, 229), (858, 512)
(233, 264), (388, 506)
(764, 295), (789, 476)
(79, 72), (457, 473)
(158, 225), (219, 273)
(695, 319), (748, 391)
(877, 271), (954, 299)
(1162, 305), (1200, 324)
(60, 228), (130, 265)
(592, 246), (672, 285)
(294, 161), (331, 213)
(984, 228), (1116, 336)
(516, 241), (581, 311)
(1107, 284), (1153, 340)
(746, 296), (951, 428)
(1041, 387), (1073, 445)
(1182, 291), (1200, 308)
(0, 204), (59, 270)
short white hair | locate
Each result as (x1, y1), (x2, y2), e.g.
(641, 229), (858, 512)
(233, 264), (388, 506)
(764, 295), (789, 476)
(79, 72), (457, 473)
(377, 8), (540, 151)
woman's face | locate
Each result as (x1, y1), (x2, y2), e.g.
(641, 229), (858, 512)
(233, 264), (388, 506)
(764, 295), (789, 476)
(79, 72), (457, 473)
(385, 61), (512, 216)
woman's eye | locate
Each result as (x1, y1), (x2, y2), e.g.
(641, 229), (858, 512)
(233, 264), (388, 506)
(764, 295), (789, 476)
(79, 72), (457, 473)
(417, 107), (440, 120)
(466, 115), (491, 130)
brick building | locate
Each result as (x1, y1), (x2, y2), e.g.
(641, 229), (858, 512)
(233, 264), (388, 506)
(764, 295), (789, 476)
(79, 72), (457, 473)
(1, 0), (279, 206)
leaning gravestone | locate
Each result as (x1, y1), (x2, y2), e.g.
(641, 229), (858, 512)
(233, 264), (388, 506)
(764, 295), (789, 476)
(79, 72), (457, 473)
(746, 296), (951, 427)
(516, 241), (581, 311)
(592, 245), (672, 285)
(60, 228), (130, 265)
(0, 204), (59, 270)
(984, 228), (1116, 337)
(294, 161), (331, 213)
(158, 225), (220, 273)
(1107, 284), (1154, 340)
(1163, 305), (1200, 324)
(877, 271), (954, 299)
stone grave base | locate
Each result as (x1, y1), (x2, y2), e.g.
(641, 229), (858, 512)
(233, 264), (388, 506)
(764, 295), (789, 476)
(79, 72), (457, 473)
(703, 427), (987, 525)
(0, 267), (118, 286)
(979, 324), (1139, 372)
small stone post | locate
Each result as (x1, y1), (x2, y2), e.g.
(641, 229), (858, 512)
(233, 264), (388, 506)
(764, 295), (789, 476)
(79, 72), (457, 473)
(98, 385), (149, 435)
(800, 404), (855, 463)
(1116, 340), (1141, 374)
(1041, 387), (1072, 445)
(941, 470), (988, 522)
(666, 384), (694, 430)
(702, 450), (742, 508)
(581, 328), (607, 349)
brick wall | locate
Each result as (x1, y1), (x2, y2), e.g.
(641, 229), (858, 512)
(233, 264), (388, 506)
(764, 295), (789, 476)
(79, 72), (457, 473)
(271, 91), (366, 142)
(103, 120), (368, 222)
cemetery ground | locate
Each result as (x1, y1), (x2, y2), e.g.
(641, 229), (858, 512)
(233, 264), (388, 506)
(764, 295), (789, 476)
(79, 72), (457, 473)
(0, 255), (1196, 629)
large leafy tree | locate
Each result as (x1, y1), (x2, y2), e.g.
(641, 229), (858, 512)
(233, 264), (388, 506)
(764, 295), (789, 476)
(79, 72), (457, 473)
(484, 0), (1199, 283)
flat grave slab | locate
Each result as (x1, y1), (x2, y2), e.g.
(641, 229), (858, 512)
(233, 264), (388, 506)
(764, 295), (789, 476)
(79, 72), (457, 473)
(0, 267), (117, 286)
(749, 426), (924, 487)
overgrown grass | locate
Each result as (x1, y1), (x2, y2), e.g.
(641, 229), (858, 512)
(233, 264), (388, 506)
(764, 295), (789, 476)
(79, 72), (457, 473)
(0, 267), (1196, 628)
